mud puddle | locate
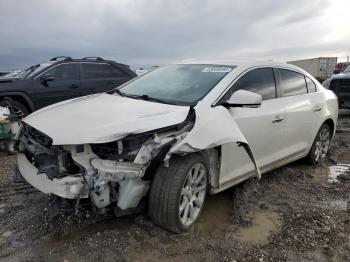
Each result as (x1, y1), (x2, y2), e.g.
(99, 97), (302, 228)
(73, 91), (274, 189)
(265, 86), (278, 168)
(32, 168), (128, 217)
(194, 190), (280, 243)
(194, 191), (233, 238)
(232, 211), (280, 243)
(38, 216), (134, 251)
(312, 151), (350, 184)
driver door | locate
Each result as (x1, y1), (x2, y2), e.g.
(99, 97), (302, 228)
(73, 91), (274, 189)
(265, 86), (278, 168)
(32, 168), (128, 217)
(219, 67), (287, 186)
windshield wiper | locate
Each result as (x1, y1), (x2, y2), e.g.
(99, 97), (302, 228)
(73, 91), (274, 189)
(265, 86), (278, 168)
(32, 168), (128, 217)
(113, 90), (167, 104)
(114, 89), (125, 96)
(134, 94), (168, 104)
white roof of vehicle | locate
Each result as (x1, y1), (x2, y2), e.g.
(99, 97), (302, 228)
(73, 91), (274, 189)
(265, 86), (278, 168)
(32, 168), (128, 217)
(176, 59), (303, 72)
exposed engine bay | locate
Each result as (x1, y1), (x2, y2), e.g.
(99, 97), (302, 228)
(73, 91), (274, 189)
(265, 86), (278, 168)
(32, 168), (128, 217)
(17, 109), (198, 215)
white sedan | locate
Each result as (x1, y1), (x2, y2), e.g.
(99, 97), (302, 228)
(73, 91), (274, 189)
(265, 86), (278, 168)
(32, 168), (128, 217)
(17, 61), (338, 232)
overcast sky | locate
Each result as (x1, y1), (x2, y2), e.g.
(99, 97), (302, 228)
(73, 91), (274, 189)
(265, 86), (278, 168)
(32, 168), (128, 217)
(0, 0), (349, 71)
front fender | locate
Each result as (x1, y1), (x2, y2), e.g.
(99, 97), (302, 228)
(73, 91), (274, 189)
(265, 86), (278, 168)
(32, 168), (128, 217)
(166, 105), (261, 179)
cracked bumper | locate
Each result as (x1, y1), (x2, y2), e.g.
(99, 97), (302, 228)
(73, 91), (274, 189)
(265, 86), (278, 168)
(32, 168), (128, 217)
(17, 153), (87, 199)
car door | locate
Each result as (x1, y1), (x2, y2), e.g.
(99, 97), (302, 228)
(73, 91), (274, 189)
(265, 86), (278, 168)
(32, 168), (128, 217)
(274, 68), (317, 158)
(218, 67), (287, 186)
(80, 62), (131, 96)
(31, 63), (81, 109)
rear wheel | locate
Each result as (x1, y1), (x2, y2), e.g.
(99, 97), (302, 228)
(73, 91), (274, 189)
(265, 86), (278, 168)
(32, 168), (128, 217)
(306, 124), (331, 165)
(149, 154), (208, 233)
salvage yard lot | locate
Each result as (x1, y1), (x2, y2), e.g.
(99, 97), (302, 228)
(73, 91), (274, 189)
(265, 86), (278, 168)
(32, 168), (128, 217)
(1, 113), (350, 261)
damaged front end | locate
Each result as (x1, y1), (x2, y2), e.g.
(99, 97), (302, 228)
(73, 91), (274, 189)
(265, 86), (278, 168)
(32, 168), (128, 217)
(17, 110), (195, 216)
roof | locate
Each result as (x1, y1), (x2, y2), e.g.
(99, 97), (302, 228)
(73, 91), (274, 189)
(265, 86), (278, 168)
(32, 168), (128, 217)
(174, 59), (303, 72)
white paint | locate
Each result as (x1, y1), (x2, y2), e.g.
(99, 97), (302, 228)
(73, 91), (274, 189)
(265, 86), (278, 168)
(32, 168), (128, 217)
(24, 93), (190, 145)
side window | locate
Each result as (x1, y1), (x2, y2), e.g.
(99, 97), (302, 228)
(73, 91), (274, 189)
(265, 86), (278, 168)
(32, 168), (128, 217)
(82, 63), (125, 79)
(278, 69), (307, 97)
(43, 64), (79, 81)
(305, 76), (317, 93)
(224, 68), (276, 101)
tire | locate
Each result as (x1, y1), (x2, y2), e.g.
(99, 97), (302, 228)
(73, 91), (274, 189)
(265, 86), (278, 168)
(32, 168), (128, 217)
(306, 124), (331, 165)
(149, 154), (208, 233)
(0, 99), (29, 116)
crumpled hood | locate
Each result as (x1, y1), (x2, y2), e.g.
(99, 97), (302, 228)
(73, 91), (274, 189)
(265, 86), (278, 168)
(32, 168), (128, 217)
(24, 93), (190, 145)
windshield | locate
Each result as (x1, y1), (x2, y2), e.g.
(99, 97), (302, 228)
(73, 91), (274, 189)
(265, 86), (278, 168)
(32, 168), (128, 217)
(22, 62), (54, 79)
(118, 64), (235, 106)
(344, 65), (350, 73)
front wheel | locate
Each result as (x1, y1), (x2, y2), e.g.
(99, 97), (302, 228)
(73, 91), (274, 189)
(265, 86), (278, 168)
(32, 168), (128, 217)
(306, 124), (331, 165)
(149, 154), (208, 233)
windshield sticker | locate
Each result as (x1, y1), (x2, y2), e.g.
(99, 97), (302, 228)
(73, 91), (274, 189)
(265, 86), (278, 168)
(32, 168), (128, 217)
(202, 67), (232, 73)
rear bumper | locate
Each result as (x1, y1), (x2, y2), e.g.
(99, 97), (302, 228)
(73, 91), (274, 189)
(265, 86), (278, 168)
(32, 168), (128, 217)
(17, 153), (87, 199)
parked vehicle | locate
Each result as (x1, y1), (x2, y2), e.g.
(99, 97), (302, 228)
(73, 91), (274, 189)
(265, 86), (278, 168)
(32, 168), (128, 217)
(334, 62), (350, 74)
(0, 56), (136, 115)
(287, 57), (337, 82)
(17, 61), (338, 233)
(323, 65), (350, 108)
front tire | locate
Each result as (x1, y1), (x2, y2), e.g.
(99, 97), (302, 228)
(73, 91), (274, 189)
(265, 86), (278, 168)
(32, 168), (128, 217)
(149, 154), (208, 233)
(306, 124), (331, 165)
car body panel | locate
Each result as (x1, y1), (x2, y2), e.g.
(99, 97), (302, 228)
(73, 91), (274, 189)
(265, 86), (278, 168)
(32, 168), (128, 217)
(24, 93), (190, 145)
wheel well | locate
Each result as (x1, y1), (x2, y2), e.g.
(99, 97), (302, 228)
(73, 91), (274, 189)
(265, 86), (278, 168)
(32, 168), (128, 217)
(0, 95), (32, 113)
(324, 119), (335, 137)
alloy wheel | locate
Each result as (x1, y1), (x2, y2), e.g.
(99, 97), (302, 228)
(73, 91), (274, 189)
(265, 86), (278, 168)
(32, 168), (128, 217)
(314, 128), (330, 162)
(179, 163), (207, 227)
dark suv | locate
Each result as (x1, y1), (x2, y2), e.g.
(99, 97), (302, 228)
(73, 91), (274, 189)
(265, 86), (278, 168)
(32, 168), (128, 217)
(0, 56), (136, 114)
(327, 64), (350, 109)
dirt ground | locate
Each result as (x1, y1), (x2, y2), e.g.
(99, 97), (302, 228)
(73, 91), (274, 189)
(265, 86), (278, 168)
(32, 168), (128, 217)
(1, 113), (350, 262)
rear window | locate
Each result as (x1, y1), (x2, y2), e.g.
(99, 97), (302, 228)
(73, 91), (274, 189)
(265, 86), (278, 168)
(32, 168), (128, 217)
(278, 69), (307, 97)
(305, 76), (317, 93)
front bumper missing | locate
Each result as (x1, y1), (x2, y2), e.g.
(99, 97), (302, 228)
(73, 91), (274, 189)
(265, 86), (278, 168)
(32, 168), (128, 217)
(17, 153), (87, 199)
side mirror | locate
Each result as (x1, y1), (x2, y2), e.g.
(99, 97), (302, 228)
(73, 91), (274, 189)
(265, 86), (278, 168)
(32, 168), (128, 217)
(223, 90), (262, 108)
(40, 75), (55, 86)
(333, 69), (340, 75)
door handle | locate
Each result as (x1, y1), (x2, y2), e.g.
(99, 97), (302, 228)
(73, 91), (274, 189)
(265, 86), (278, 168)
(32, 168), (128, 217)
(313, 105), (323, 112)
(70, 84), (79, 89)
(272, 115), (285, 123)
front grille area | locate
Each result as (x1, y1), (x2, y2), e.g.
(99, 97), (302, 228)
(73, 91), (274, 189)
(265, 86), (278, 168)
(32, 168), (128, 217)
(330, 79), (350, 92)
(19, 123), (80, 178)
(338, 79), (350, 92)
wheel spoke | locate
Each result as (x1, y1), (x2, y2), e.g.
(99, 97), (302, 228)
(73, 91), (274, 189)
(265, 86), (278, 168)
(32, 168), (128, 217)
(194, 171), (204, 185)
(181, 188), (190, 198)
(179, 198), (187, 213)
(183, 202), (190, 221)
(193, 198), (202, 207)
(188, 204), (195, 220)
(193, 165), (200, 180)
(194, 184), (206, 193)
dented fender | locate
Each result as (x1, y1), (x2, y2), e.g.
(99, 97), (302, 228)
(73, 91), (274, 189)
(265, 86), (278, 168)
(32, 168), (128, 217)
(166, 105), (261, 179)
